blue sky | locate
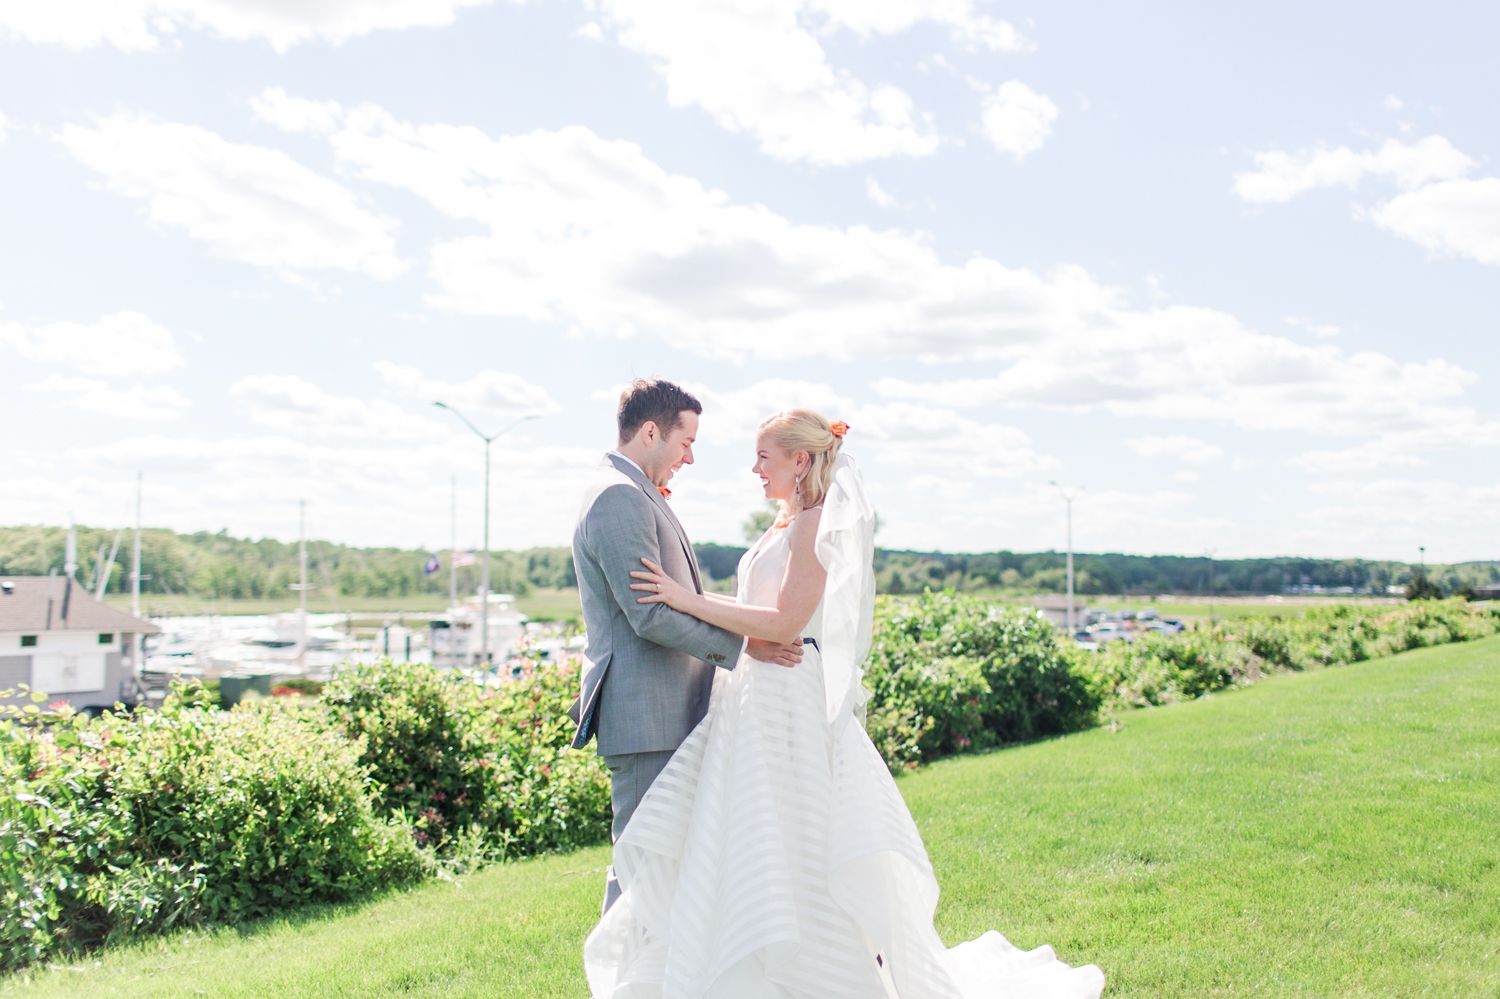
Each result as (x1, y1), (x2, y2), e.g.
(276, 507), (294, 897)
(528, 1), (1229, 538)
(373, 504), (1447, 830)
(2, 0), (1496, 561)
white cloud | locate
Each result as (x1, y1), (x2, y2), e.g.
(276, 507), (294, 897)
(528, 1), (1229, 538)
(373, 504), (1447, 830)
(1384, 95), (1404, 111)
(1368, 178), (1500, 268)
(690, 378), (1054, 478)
(1236, 133), (1500, 270)
(374, 362), (560, 415)
(979, 81), (1058, 160)
(1127, 435), (1223, 463)
(1233, 135), (1475, 204)
(0, 310), (184, 376)
(1289, 438), (1427, 472)
(873, 323), (1500, 470)
(1285, 315), (1340, 337)
(880, 480), (1219, 558)
(25, 374), (190, 421)
(805, 0), (1030, 51)
(0, 110), (8, 142)
(1295, 477), (1500, 554)
(57, 113), (404, 282)
(266, 97), (1497, 471)
(588, 0), (982, 164)
(865, 175), (897, 208)
(250, 87), (343, 134)
(859, 400), (1054, 476)
(231, 375), (448, 440)
(288, 99), (1092, 359)
(0, 0), (490, 53)
(8, 432), (605, 551)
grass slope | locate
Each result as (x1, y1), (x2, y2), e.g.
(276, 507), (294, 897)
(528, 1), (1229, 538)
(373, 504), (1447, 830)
(8, 637), (1499, 998)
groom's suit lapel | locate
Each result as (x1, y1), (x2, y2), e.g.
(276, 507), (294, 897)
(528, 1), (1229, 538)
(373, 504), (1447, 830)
(605, 453), (703, 593)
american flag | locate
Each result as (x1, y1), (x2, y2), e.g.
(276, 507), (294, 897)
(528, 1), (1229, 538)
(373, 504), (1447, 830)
(452, 550), (477, 567)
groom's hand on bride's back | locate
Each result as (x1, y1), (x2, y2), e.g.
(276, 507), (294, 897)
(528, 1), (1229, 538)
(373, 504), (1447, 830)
(745, 638), (803, 668)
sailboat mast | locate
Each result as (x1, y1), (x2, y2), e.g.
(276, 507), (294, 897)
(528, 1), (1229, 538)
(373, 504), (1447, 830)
(132, 472), (142, 668)
(449, 475), (458, 607)
(298, 499), (308, 669)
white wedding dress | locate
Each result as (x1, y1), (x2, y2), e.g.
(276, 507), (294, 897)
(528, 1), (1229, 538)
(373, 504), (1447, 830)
(585, 456), (1104, 999)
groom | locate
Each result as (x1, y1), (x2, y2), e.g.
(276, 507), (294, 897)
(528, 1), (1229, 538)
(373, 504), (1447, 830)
(571, 378), (803, 913)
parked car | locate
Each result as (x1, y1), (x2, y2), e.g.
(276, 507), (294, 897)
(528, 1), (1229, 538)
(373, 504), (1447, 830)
(1086, 621), (1134, 644)
(1141, 618), (1185, 635)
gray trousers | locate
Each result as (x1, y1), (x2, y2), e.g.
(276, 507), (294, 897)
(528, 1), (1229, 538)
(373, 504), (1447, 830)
(602, 750), (675, 914)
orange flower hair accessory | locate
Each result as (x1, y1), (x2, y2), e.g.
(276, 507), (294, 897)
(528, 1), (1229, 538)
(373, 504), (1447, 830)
(830, 420), (850, 438)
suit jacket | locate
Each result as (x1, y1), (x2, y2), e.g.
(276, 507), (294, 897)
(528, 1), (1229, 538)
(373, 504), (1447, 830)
(571, 453), (744, 755)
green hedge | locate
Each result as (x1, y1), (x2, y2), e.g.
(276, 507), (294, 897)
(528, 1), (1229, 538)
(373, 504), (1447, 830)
(1095, 599), (1500, 709)
(860, 594), (1500, 771)
(0, 656), (610, 972)
(0, 691), (422, 971)
(323, 659), (610, 861)
(863, 592), (1101, 769)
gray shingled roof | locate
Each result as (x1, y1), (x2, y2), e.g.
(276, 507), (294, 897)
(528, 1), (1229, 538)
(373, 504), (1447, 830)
(0, 576), (160, 634)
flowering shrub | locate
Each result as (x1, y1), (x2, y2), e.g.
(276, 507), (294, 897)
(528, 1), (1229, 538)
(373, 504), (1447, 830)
(1094, 598), (1500, 709)
(861, 594), (1500, 770)
(322, 656), (610, 861)
(863, 592), (1102, 769)
(1, 654), (608, 970)
(0, 689), (422, 972)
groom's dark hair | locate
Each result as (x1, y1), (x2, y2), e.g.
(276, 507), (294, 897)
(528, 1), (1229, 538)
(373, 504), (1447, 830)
(618, 378), (702, 445)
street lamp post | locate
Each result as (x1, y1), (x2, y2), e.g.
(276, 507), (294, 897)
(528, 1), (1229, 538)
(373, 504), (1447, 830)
(1205, 548), (1219, 626)
(291, 500), (310, 669)
(132, 473), (142, 670)
(433, 403), (539, 667)
(1049, 482), (1082, 634)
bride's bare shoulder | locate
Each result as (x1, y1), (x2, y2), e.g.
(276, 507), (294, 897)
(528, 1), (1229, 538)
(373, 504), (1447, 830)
(787, 507), (822, 547)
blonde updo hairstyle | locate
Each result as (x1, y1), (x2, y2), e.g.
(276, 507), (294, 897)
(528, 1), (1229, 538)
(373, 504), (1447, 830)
(759, 408), (843, 528)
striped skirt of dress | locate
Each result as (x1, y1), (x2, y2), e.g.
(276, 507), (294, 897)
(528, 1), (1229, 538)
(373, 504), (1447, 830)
(583, 645), (1105, 999)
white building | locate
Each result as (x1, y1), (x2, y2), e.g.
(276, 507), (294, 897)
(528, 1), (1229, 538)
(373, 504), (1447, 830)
(0, 576), (159, 712)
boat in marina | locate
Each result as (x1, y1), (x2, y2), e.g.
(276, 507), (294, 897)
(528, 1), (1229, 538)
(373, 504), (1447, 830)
(429, 592), (528, 667)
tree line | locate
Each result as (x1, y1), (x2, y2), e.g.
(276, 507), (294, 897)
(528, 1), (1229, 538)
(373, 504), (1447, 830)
(2, 526), (1494, 600)
(0, 526), (574, 600)
(890, 549), (1500, 596)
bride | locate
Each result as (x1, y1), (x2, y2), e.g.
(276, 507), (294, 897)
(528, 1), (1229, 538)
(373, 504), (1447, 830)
(585, 409), (1105, 999)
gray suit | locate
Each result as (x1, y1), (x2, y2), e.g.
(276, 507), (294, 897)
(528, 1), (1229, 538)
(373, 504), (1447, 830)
(572, 453), (743, 909)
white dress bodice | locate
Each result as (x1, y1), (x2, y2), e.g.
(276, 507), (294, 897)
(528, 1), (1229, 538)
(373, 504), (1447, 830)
(736, 526), (823, 643)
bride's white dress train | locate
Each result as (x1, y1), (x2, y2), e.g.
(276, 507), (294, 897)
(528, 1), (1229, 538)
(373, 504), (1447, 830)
(585, 462), (1104, 999)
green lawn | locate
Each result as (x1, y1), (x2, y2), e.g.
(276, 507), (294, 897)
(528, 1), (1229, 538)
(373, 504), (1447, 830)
(7, 637), (1499, 997)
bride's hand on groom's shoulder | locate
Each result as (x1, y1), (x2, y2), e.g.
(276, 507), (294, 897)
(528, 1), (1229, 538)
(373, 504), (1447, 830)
(631, 558), (694, 611)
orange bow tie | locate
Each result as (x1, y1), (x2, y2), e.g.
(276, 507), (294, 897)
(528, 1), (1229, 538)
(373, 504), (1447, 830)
(658, 486), (672, 499)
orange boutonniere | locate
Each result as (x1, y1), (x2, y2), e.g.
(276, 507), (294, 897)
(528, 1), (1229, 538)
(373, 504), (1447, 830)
(830, 420), (850, 438)
(658, 486), (672, 499)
